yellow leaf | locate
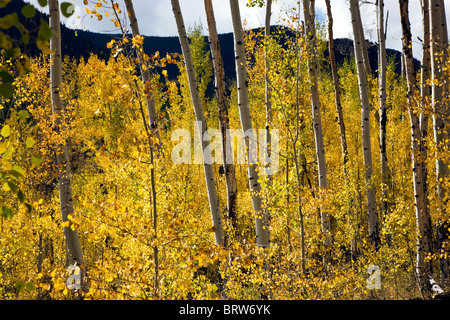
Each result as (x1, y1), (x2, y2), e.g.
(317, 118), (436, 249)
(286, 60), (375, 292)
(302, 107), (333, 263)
(1, 124), (11, 137)
(3, 182), (11, 192)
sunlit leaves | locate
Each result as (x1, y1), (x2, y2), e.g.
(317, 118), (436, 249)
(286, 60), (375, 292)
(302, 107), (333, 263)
(1, 124), (10, 137)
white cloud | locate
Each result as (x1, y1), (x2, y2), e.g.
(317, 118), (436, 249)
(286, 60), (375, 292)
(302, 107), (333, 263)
(24, 0), (450, 58)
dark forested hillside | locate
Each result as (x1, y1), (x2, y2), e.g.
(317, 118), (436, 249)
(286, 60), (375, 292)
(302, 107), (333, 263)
(3, 0), (414, 81)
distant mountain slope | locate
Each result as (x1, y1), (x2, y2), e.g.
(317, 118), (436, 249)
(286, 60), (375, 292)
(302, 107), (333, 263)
(3, 0), (417, 81)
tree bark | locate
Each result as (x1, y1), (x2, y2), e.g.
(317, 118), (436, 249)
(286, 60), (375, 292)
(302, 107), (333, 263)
(399, 0), (434, 295)
(349, 0), (380, 248)
(49, 0), (86, 289)
(377, 0), (389, 221)
(325, 0), (349, 177)
(420, 0), (431, 224)
(264, 0), (273, 186)
(303, 0), (332, 252)
(123, 0), (161, 145)
(171, 0), (225, 246)
(229, 0), (270, 248)
(429, 0), (450, 287)
(355, 1), (371, 76)
(203, 0), (238, 233)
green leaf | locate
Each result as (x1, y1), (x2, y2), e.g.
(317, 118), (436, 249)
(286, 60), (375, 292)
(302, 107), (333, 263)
(10, 165), (25, 177)
(22, 32), (30, 44)
(36, 39), (51, 55)
(31, 155), (43, 167)
(25, 282), (35, 292)
(60, 2), (75, 18)
(6, 180), (17, 192)
(17, 189), (25, 203)
(0, 70), (14, 83)
(3, 148), (12, 159)
(0, 83), (14, 99)
(25, 137), (35, 148)
(0, 0), (11, 9)
(14, 280), (26, 292)
(0, 32), (12, 49)
(3, 46), (20, 59)
(1, 124), (11, 137)
(21, 4), (36, 18)
(38, 19), (52, 41)
(37, 0), (48, 7)
(18, 109), (29, 121)
(0, 13), (19, 29)
(1, 205), (14, 219)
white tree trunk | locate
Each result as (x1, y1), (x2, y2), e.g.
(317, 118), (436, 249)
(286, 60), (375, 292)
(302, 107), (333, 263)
(355, 1), (371, 75)
(49, 0), (86, 287)
(429, 0), (450, 286)
(123, 0), (161, 145)
(303, 0), (331, 250)
(399, 0), (434, 295)
(229, 0), (270, 248)
(171, 0), (224, 246)
(264, 0), (273, 186)
(204, 0), (238, 233)
(378, 0), (389, 219)
(349, 0), (379, 247)
(420, 0), (431, 232)
(325, 0), (348, 176)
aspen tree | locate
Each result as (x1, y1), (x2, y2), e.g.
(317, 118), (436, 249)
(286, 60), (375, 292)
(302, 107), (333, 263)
(429, 0), (450, 286)
(203, 0), (238, 232)
(355, 1), (371, 76)
(349, 0), (380, 247)
(123, 0), (161, 146)
(49, 0), (86, 288)
(325, 0), (349, 176)
(230, 0), (270, 248)
(302, 0), (332, 252)
(264, 0), (273, 187)
(399, 0), (433, 295)
(420, 0), (431, 223)
(171, 0), (224, 246)
(377, 0), (389, 219)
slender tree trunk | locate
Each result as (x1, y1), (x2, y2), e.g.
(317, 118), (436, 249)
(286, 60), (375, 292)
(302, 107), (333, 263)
(355, 1), (371, 76)
(377, 0), (389, 224)
(204, 0), (238, 234)
(349, 0), (380, 248)
(325, 0), (349, 176)
(123, 0), (161, 145)
(303, 0), (332, 254)
(49, 0), (86, 290)
(229, 0), (270, 248)
(420, 0), (431, 266)
(399, 0), (434, 295)
(171, 0), (225, 246)
(264, 0), (273, 187)
(122, 0), (160, 294)
(429, 0), (450, 287)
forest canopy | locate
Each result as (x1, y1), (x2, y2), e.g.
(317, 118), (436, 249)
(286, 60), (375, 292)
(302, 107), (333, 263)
(0, 0), (449, 301)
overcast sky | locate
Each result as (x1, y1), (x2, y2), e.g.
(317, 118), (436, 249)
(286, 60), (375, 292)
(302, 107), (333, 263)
(24, 0), (450, 58)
